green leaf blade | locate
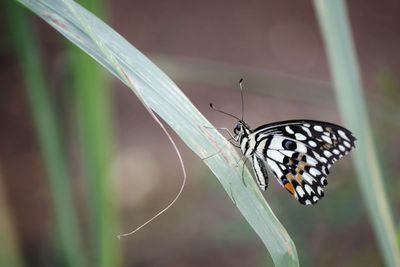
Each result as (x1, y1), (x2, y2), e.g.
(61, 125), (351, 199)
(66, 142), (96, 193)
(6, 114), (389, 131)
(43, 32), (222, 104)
(17, 0), (299, 265)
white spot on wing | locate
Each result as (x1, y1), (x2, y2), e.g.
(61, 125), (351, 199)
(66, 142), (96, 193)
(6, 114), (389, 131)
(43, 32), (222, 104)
(303, 172), (315, 184)
(323, 150), (333, 157)
(285, 126), (294, 134)
(255, 138), (268, 154)
(296, 186), (305, 197)
(247, 136), (257, 156)
(308, 140), (317, 147)
(344, 140), (351, 148)
(310, 167), (321, 176)
(319, 157), (328, 163)
(253, 157), (266, 188)
(295, 133), (306, 141)
(321, 135), (332, 144)
(305, 200), (312, 205)
(241, 137), (248, 153)
(305, 156), (318, 166)
(267, 159), (283, 177)
(314, 125), (323, 132)
(280, 150), (295, 157)
(338, 130), (350, 141)
(256, 134), (265, 142)
(312, 151), (322, 160)
(301, 126), (312, 137)
(305, 184), (314, 195)
(296, 143), (307, 153)
(317, 186), (323, 195)
(269, 137), (284, 149)
(267, 150), (285, 163)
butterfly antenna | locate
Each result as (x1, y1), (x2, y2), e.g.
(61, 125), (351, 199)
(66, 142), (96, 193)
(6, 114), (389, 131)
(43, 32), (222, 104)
(209, 103), (241, 121)
(239, 78), (245, 121)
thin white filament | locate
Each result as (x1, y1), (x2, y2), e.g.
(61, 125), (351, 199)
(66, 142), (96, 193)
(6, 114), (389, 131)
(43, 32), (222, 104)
(117, 112), (186, 239)
(64, 2), (187, 240)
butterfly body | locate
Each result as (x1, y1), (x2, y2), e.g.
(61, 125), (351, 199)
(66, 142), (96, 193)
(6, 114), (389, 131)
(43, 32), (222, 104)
(232, 120), (356, 205)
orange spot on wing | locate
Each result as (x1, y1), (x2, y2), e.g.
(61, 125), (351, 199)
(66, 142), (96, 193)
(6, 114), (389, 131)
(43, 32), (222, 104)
(296, 174), (303, 183)
(284, 183), (295, 195)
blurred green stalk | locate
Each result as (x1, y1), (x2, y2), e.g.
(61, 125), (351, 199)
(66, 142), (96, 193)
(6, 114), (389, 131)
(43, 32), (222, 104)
(313, 1), (400, 266)
(0, 168), (24, 267)
(5, 2), (87, 267)
(69, 1), (120, 267)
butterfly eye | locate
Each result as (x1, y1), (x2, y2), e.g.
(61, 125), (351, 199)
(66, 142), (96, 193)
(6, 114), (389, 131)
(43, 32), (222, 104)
(282, 139), (297, 150)
(234, 123), (242, 135)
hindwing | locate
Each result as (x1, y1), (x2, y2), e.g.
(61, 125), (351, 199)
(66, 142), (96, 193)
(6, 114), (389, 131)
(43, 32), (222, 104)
(251, 154), (269, 190)
(250, 120), (355, 205)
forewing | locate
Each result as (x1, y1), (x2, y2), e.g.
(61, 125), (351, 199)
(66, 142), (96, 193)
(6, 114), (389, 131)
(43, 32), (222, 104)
(253, 120), (355, 205)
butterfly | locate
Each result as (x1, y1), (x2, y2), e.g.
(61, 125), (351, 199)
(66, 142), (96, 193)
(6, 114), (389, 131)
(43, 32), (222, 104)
(210, 79), (356, 205)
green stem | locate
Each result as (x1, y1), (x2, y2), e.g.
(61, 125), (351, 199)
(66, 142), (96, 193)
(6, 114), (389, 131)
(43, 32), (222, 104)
(313, 1), (400, 266)
(69, 1), (119, 266)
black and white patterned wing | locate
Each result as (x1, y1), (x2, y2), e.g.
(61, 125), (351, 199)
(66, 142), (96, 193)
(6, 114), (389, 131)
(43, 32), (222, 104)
(251, 154), (269, 191)
(253, 120), (356, 205)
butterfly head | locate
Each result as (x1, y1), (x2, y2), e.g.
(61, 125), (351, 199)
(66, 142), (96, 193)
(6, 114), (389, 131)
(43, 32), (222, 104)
(233, 120), (251, 142)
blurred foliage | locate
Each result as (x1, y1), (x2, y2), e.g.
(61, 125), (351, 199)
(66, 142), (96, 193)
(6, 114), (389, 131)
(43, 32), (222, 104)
(1, 0), (399, 266)
(68, 0), (120, 266)
(5, 1), (87, 266)
(313, 0), (400, 266)
(0, 168), (24, 267)
(376, 69), (400, 101)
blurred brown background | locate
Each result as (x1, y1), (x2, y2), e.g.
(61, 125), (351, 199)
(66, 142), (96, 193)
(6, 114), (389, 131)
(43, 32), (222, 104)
(1, 0), (399, 266)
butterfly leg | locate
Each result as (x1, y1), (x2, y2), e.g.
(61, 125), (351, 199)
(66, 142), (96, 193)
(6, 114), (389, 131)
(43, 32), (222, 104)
(204, 126), (236, 140)
(227, 158), (248, 204)
(240, 157), (249, 187)
(201, 137), (240, 160)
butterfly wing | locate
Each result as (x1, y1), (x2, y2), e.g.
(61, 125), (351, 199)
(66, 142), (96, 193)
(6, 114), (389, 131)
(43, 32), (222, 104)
(251, 154), (269, 190)
(252, 120), (356, 205)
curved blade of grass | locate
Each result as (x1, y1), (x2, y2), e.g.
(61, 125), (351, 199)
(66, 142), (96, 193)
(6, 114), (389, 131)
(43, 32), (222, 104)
(67, 1), (120, 266)
(16, 0), (299, 266)
(313, 1), (400, 267)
